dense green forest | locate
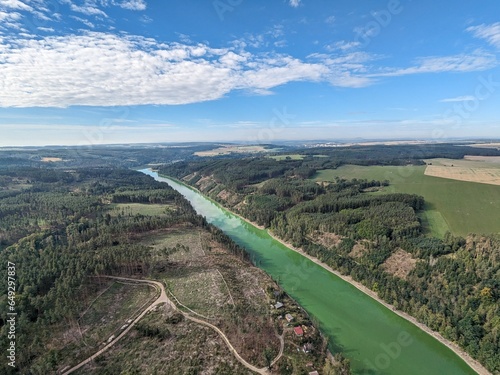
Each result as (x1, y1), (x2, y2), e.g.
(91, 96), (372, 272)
(0, 167), (254, 374)
(160, 153), (500, 373)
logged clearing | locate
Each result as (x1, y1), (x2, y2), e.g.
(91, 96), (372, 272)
(382, 249), (417, 280)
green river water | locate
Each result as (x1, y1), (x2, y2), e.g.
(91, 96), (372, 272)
(141, 169), (478, 375)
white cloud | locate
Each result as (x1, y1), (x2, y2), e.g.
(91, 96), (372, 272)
(289, 0), (301, 8)
(0, 32), (354, 108)
(0, 0), (33, 11)
(370, 50), (497, 77)
(325, 40), (361, 52)
(37, 26), (55, 32)
(325, 15), (335, 24)
(440, 96), (476, 103)
(70, 4), (108, 18)
(70, 15), (95, 28)
(0, 10), (21, 22)
(467, 22), (500, 49)
(118, 0), (146, 11)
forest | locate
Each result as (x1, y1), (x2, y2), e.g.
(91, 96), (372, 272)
(160, 150), (500, 373)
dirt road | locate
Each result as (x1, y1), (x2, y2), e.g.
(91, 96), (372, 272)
(62, 276), (283, 375)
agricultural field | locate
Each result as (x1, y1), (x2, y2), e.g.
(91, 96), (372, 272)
(468, 142), (500, 150)
(194, 145), (280, 157)
(313, 164), (500, 237)
(423, 157), (500, 185)
(41, 157), (64, 162)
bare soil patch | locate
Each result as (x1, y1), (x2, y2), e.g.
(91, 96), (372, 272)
(382, 249), (417, 280)
(349, 241), (369, 258)
(310, 231), (343, 249)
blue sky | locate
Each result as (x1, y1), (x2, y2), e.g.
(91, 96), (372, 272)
(0, 0), (499, 146)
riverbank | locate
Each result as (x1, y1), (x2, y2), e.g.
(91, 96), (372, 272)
(155, 172), (490, 375)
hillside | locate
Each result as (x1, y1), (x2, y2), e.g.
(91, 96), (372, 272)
(160, 153), (500, 374)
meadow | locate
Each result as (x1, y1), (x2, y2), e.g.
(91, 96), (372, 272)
(313, 165), (500, 237)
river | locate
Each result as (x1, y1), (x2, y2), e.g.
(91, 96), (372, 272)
(141, 169), (477, 375)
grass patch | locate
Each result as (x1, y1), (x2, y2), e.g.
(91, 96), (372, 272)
(313, 165), (500, 237)
(140, 228), (206, 262)
(168, 269), (231, 318)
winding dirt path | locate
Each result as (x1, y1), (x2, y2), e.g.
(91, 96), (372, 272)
(62, 276), (284, 375)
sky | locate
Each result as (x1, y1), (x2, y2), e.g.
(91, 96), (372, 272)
(0, 0), (500, 146)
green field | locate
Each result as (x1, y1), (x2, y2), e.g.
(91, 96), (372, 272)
(269, 154), (305, 160)
(313, 165), (500, 237)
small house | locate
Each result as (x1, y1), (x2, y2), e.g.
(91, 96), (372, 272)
(285, 313), (294, 322)
(294, 326), (304, 336)
(308, 371), (319, 375)
(275, 301), (284, 309)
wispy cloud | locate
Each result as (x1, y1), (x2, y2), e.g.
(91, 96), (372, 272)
(0, 0), (33, 12)
(369, 50), (497, 77)
(440, 96), (476, 103)
(467, 22), (500, 49)
(116, 0), (147, 11)
(325, 40), (361, 52)
(325, 15), (335, 24)
(70, 15), (95, 28)
(70, 4), (108, 18)
(289, 0), (301, 8)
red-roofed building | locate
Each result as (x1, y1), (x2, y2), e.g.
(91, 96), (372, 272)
(294, 326), (304, 336)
